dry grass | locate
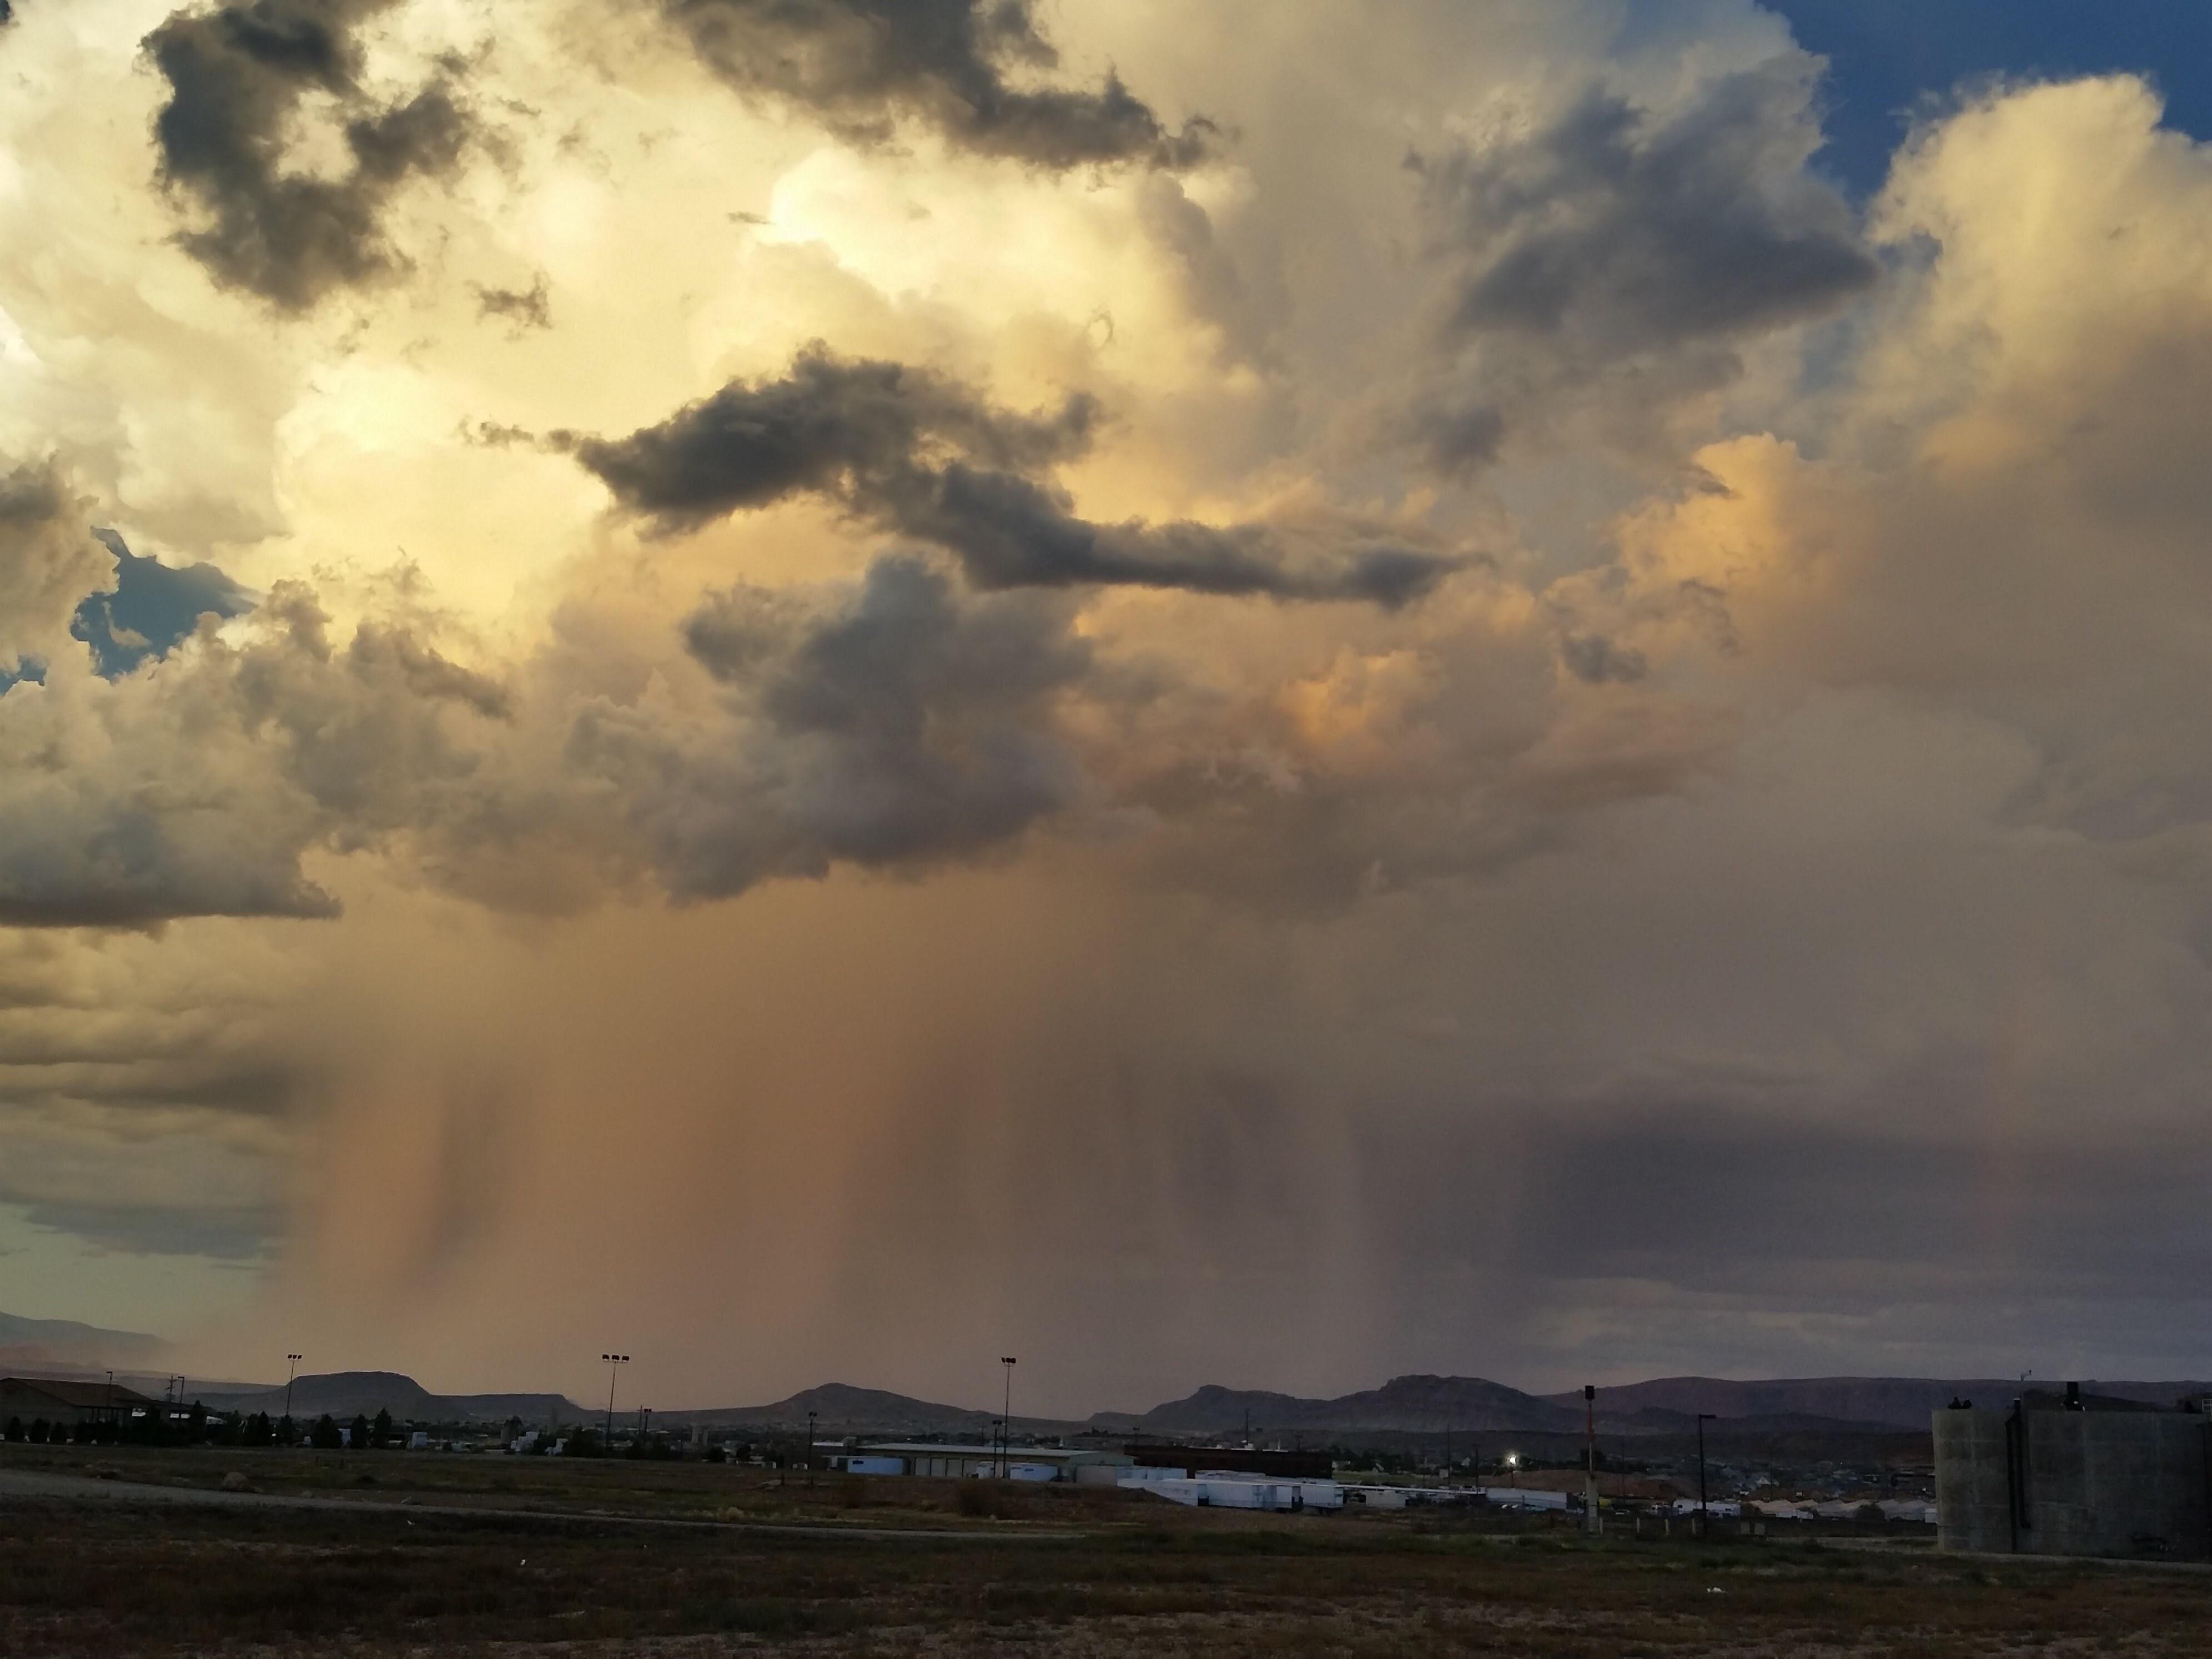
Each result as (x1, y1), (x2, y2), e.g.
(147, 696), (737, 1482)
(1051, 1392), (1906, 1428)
(1, 1446), (2206, 1657)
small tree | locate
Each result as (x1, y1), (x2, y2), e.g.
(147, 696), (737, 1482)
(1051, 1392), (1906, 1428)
(189, 1402), (208, 1441)
(350, 1414), (370, 1450)
(372, 1407), (393, 1449)
(243, 1411), (274, 1447)
(28, 1419), (49, 1444)
(311, 1414), (344, 1450)
(3, 1416), (21, 1442)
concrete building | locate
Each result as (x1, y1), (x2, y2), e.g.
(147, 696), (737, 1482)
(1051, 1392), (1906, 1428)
(0, 1376), (157, 1430)
(1934, 1392), (2211, 1559)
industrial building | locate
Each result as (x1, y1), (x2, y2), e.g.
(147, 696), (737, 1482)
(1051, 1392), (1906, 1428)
(822, 1442), (1134, 1482)
(1934, 1389), (2211, 1559)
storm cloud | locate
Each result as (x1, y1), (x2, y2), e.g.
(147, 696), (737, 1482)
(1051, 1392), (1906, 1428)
(566, 348), (1461, 604)
(144, 0), (476, 309)
(576, 555), (1088, 899)
(1405, 51), (1877, 474)
(10, 2), (2212, 1401)
(658, 0), (1213, 169)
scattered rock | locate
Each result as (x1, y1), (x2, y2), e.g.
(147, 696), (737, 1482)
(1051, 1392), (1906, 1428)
(220, 1471), (253, 1493)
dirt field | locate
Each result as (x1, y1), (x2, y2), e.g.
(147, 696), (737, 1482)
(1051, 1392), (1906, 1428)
(2, 1446), (2207, 1656)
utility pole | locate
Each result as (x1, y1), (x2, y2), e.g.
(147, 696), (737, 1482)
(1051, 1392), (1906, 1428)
(601, 1354), (629, 1445)
(1696, 1413), (1716, 1534)
(283, 1355), (301, 1442)
(999, 1357), (1017, 1479)
(1583, 1385), (1599, 1535)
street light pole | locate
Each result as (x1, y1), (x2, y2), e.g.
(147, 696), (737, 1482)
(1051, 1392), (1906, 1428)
(1696, 1414), (1717, 1533)
(806, 1410), (817, 1487)
(283, 1354), (302, 1442)
(601, 1354), (629, 1446)
(998, 1358), (1017, 1479)
(1583, 1385), (1598, 1536)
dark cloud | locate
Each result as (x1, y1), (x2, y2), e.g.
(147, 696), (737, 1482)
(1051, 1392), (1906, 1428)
(472, 273), (552, 331)
(143, 0), (476, 310)
(562, 348), (1097, 531)
(1559, 632), (1647, 685)
(575, 554), (1087, 898)
(1406, 53), (1878, 474)
(564, 346), (1461, 604)
(71, 530), (254, 677)
(660, 0), (1213, 169)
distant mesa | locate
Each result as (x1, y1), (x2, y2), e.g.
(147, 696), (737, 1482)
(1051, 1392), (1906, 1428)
(193, 1371), (589, 1426)
(1119, 1375), (1591, 1436)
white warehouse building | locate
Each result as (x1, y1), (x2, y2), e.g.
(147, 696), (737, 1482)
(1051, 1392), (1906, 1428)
(821, 1442), (1134, 1483)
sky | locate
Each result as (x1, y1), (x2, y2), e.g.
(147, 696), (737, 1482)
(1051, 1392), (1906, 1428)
(3, 0), (2211, 1417)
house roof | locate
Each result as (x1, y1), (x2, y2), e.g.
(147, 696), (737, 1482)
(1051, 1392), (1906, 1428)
(1, 1376), (159, 1409)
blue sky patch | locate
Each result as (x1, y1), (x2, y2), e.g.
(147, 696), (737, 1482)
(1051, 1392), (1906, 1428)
(1764, 0), (2212, 194)
(1, 529), (254, 692)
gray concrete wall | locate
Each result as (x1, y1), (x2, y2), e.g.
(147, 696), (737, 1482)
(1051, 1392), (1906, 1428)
(1934, 1406), (2212, 1559)
(1933, 1409), (2014, 1552)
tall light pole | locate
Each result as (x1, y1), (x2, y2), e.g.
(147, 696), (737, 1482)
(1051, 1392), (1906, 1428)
(601, 1354), (629, 1446)
(1583, 1385), (1599, 1536)
(998, 1358), (1017, 1479)
(806, 1410), (817, 1487)
(1696, 1413), (1717, 1532)
(283, 1354), (302, 1442)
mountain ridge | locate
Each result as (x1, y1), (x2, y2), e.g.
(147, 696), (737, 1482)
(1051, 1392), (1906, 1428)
(11, 1310), (2206, 1437)
(0, 1311), (168, 1373)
